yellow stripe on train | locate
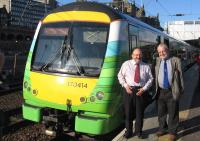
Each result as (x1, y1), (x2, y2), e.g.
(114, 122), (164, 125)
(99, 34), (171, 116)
(42, 11), (111, 23)
(30, 72), (98, 105)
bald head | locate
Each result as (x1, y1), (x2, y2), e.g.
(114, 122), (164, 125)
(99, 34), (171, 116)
(132, 48), (142, 63)
(157, 43), (169, 59)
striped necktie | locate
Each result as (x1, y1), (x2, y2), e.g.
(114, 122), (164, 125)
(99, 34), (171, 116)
(163, 60), (170, 88)
(134, 63), (140, 83)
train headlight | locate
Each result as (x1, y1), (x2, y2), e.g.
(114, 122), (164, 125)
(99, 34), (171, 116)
(32, 89), (38, 95)
(90, 96), (95, 102)
(96, 91), (104, 100)
(24, 81), (28, 89)
(27, 87), (31, 92)
(80, 97), (86, 103)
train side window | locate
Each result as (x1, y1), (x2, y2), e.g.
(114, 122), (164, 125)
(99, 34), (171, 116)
(129, 25), (139, 58)
(164, 38), (169, 48)
(129, 35), (137, 57)
(0, 33), (6, 40)
(140, 41), (155, 64)
(156, 36), (161, 44)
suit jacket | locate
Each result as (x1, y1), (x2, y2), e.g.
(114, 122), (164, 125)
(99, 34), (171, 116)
(154, 56), (184, 100)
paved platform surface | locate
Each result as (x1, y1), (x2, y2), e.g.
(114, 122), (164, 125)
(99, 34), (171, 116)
(113, 66), (200, 141)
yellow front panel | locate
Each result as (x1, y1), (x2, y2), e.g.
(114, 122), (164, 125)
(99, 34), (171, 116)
(30, 72), (97, 106)
(42, 11), (111, 24)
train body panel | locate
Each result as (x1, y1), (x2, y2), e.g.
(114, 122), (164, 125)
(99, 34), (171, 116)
(29, 72), (98, 106)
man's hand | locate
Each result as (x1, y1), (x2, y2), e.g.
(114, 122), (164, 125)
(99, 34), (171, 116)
(136, 88), (144, 96)
(125, 85), (132, 94)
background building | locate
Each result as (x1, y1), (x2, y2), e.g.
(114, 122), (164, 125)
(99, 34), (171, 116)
(0, 5), (9, 26)
(165, 20), (200, 47)
(0, 0), (57, 29)
(0, 0), (11, 13)
(105, 0), (163, 31)
(165, 20), (200, 40)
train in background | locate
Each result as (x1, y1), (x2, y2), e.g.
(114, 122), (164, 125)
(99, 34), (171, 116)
(0, 26), (33, 89)
(22, 2), (199, 137)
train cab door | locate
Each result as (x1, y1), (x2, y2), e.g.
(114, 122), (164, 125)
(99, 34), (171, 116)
(164, 38), (169, 48)
(129, 36), (138, 57)
(129, 25), (139, 58)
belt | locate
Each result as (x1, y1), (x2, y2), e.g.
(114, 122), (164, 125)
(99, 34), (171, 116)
(131, 86), (141, 90)
(159, 87), (171, 93)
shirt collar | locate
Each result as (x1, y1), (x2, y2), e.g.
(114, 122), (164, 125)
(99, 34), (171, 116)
(162, 57), (170, 62)
(131, 59), (141, 65)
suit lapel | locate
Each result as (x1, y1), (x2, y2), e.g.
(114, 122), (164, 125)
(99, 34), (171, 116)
(171, 57), (175, 80)
(156, 58), (161, 83)
(156, 58), (161, 75)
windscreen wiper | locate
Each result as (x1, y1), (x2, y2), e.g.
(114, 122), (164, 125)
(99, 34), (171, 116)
(41, 27), (84, 76)
(40, 36), (68, 72)
(63, 35), (85, 75)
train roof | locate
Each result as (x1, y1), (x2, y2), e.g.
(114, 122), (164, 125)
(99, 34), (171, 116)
(51, 2), (165, 35)
(51, 2), (123, 21)
(123, 14), (163, 35)
(50, 2), (192, 47)
(50, 2), (162, 33)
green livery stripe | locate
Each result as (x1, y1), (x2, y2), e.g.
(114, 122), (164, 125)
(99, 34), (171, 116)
(100, 68), (117, 77)
(24, 52), (33, 87)
(92, 86), (113, 93)
(23, 104), (42, 122)
(75, 112), (123, 135)
(104, 56), (118, 62)
(97, 77), (116, 85)
(102, 61), (118, 68)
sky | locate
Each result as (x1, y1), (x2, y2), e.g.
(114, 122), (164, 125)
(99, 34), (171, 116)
(56, 0), (200, 28)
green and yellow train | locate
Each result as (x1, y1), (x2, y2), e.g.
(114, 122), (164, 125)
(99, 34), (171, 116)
(22, 2), (197, 136)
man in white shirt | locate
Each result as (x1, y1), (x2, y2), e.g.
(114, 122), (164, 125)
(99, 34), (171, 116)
(118, 48), (153, 139)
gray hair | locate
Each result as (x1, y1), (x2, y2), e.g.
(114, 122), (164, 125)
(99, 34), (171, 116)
(157, 43), (168, 50)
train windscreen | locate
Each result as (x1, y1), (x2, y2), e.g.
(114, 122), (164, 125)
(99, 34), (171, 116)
(31, 22), (109, 77)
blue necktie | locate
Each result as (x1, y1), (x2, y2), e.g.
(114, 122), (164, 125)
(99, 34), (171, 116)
(163, 60), (170, 89)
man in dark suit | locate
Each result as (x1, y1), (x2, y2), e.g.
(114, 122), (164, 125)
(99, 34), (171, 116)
(154, 43), (184, 141)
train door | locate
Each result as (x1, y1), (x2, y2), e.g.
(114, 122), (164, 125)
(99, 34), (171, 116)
(164, 38), (169, 48)
(129, 35), (137, 57)
(129, 25), (139, 58)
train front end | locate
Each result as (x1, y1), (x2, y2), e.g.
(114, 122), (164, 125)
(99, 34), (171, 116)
(22, 2), (128, 135)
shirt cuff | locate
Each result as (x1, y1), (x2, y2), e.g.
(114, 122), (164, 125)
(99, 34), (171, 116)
(142, 85), (147, 91)
(123, 83), (128, 88)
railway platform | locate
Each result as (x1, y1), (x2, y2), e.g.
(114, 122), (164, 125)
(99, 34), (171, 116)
(113, 67), (200, 141)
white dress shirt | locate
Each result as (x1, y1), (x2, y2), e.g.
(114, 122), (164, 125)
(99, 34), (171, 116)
(118, 60), (153, 91)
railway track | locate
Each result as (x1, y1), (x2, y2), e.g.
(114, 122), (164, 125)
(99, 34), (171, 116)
(0, 82), (22, 95)
(0, 88), (26, 138)
(0, 85), (122, 140)
(47, 124), (124, 141)
(0, 114), (31, 136)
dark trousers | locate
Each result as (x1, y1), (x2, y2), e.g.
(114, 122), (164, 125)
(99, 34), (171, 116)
(157, 89), (179, 134)
(123, 87), (145, 134)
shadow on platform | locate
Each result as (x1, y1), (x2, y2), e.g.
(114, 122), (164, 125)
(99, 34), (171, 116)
(189, 81), (200, 109)
(177, 115), (200, 139)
